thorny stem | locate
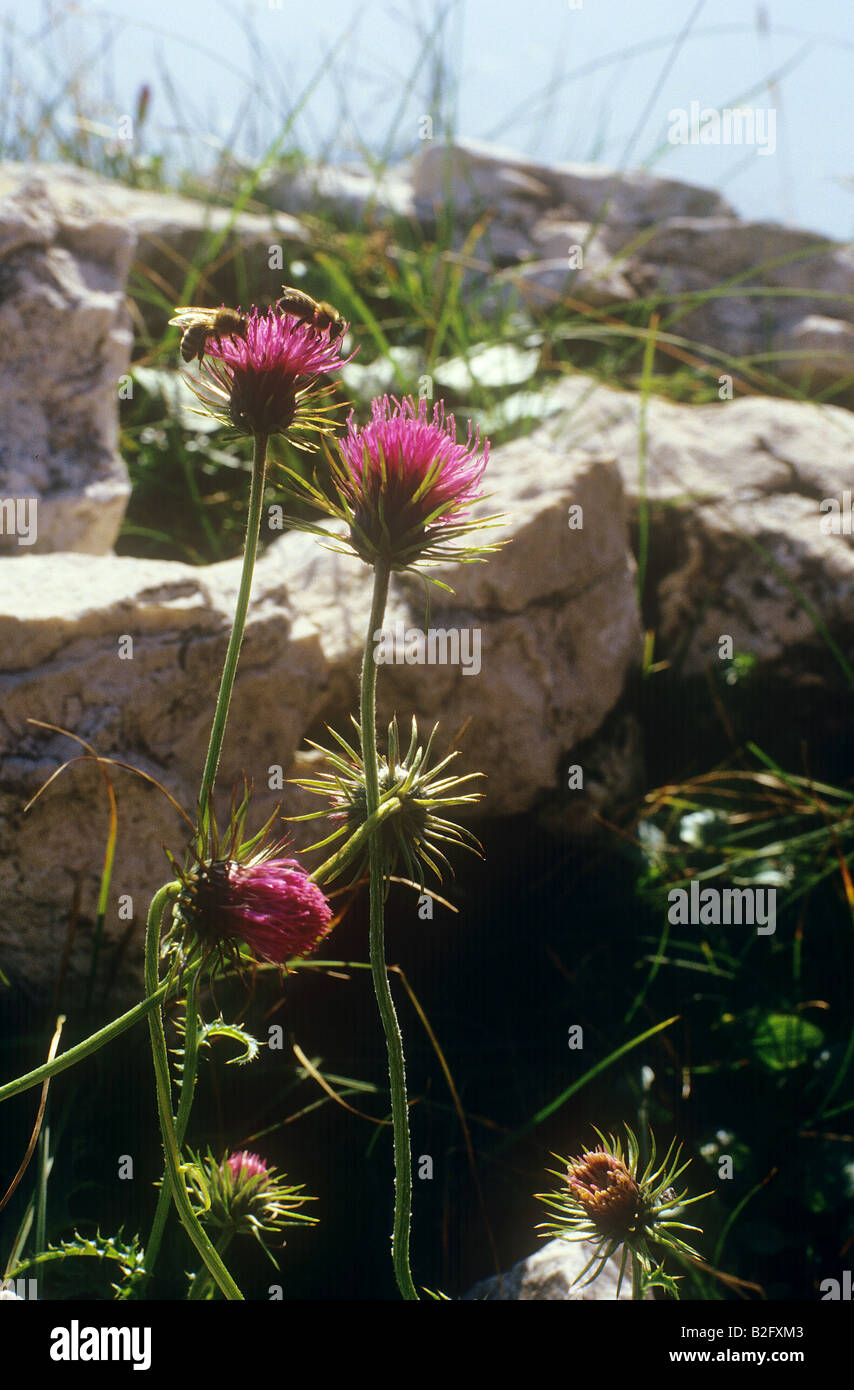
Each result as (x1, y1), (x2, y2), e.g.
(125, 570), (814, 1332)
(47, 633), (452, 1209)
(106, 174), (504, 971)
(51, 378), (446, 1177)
(138, 964), (202, 1291)
(145, 431), (267, 1289)
(0, 987), (169, 1106)
(144, 884), (243, 1300)
(359, 557), (418, 1301)
(196, 431), (269, 850)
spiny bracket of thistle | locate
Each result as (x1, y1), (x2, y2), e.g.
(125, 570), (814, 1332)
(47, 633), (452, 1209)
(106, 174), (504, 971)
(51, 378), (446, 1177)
(171, 1016), (261, 1094)
(535, 1125), (712, 1300)
(170, 303), (354, 446)
(184, 1148), (317, 1266)
(292, 714), (483, 891)
(275, 395), (505, 578)
(9, 1229), (147, 1301)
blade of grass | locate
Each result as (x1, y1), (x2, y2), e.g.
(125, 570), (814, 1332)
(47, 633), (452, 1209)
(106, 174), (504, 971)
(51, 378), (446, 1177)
(636, 312), (659, 608)
(498, 1014), (680, 1150)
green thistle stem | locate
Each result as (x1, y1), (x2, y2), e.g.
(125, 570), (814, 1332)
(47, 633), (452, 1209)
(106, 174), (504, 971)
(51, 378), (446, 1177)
(142, 431), (267, 1289)
(0, 985), (171, 1106)
(138, 964), (202, 1291)
(188, 1231), (234, 1302)
(359, 557), (418, 1301)
(632, 1251), (643, 1300)
(144, 884), (243, 1300)
(197, 430), (269, 850)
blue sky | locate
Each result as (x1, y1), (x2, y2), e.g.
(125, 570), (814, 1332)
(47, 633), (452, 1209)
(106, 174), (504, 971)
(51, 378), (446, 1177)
(3, 0), (852, 238)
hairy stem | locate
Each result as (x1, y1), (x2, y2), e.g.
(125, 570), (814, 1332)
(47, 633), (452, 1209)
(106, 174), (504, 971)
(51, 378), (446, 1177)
(143, 432), (267, 1289)
(312, 796), (402, 886)
(0, 985), (170, 1106)
(138, 964), (202, 1291)
(632, 1251), (643, 1301)
(360, 558), (418, 1301)
(144, 884), (243, 1300)
(197, 431), (269, 848)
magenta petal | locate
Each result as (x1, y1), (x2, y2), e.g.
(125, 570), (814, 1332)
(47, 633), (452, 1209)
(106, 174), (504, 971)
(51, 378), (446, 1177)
(338, 394), (488, 525)
(220, 858), (333, 965)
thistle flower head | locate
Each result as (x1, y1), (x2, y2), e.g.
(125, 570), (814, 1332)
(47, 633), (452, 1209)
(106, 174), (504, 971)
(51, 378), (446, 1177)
(178, 856), (333, 967)
(536, 1126), (711, 1298)
(186, 1147), (316, 1259)
(167, 790), (333, 971)
(566, 1149), (644, 1240)
(226, 1150), (269, 1183)
(278, 395), (500, 572)
(174, 303), (351, 444)
(293, 715), (482, 888)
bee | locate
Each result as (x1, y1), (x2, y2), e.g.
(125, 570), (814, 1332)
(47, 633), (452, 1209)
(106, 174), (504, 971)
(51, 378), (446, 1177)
(169, 306), (247, 363)
(275, 285), (345, 340)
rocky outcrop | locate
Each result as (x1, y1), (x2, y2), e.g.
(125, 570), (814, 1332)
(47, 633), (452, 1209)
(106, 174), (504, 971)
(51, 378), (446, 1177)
(257, 161), (412, 223)
(264, 138), (854, 391)
(4, 140), (850, 562)
(0, 163), (309, 319)
(535, 376), (854, 675)
(0, 168), (134, 554)
(4, 353), (853, 994)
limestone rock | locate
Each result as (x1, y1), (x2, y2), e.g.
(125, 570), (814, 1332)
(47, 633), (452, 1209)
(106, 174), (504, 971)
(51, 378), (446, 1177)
(259, 161), (413, 223)
(0, 161), (311, 557)
(464, 1237), (644, 1300)
(0, 162), (309, 332)
(413, 137), (735, 227)
(0, 167), (134, 555)
(535, 375), (854, 674)
(410, 142), (854, 380)
(507, 229), (636, 309)
(778, 315), (854, 394)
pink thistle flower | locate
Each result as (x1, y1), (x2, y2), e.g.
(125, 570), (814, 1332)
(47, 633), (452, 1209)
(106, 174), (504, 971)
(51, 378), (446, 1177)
(225, 1151), (270, 1184)
(187, 1147), (317, 1247)
(179, 856), (333, 967)
(341, 395), (488, 516)
(334, 395), (489, 569)
(179, 304), (352, 443)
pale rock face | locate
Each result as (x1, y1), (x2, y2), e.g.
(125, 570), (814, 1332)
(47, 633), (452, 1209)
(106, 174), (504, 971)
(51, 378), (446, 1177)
(780, 315), (854, 394)
(507, 218), (637, 308)
(0, 169), (134, 555)
(408, 139), (854, 379)
(412, 137), (734, 227)
(535, 376), (854, 672)
(0, 161), (309, 332)
(464, 1237), (649, 1300)
(259, 162), (414, 222)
